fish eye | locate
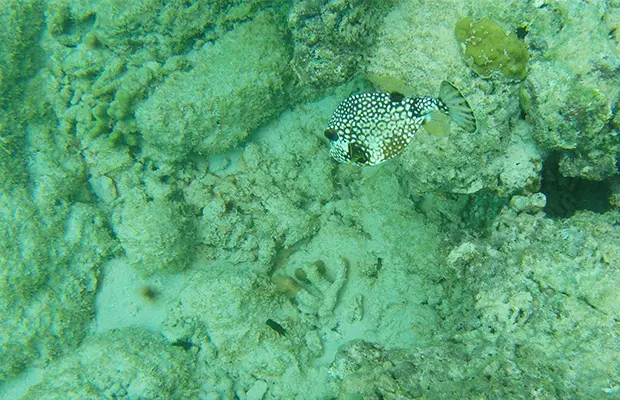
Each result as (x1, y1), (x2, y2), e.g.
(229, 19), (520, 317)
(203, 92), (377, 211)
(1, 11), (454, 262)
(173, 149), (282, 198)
(324, 128), (338, 141)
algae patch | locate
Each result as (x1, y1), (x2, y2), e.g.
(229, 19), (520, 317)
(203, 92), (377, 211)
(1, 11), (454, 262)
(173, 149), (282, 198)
(455, 17), (529, 80)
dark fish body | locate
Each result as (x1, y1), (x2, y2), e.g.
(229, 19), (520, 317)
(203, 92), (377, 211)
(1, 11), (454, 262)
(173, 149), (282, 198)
(324, 81), (476, 166)
(266, 319), (287, 337)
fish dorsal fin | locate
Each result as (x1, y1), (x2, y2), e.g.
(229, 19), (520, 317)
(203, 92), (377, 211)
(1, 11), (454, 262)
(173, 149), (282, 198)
(370, 75), (415, 97)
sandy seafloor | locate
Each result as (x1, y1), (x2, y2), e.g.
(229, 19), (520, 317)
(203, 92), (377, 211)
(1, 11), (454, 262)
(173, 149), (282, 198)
(0, 1), (619, 399)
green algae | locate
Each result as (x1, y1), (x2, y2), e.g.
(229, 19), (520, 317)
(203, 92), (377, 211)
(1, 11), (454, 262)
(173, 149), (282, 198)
(455, 17), (529, 80)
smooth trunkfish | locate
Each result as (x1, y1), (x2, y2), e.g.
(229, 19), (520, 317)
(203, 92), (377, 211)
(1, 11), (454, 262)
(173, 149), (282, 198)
(324, 81), (477, 166)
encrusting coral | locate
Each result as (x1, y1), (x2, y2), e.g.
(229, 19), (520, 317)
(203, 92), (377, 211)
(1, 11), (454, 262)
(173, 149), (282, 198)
(455, 16), (529, 80)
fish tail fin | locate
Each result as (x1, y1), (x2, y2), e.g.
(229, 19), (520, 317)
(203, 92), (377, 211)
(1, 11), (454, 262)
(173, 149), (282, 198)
(439, 81), (477, 133)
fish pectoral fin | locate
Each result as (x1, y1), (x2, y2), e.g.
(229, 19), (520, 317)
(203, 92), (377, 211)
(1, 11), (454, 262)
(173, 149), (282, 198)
(423, 111), (450, 137)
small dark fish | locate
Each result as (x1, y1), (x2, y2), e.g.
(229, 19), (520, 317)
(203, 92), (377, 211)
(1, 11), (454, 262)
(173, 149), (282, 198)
(324, 81), (477, 166)
(266, 319), (287, 337)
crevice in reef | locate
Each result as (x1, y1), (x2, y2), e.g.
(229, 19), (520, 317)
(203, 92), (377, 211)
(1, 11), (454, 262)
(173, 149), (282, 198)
(540, 152), (613, 218)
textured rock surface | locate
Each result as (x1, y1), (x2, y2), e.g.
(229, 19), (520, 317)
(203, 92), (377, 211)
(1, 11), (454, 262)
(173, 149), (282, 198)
(523, 1), (619, 180)
(1, 1), (618, 399)
(440, 203), (619, 398)
(113, 191), (196, 276)
(22, 328), (199, 399)
(136, 12), (291, 162)
(289, 0), (394, 90)
(0, 183), (115, 383)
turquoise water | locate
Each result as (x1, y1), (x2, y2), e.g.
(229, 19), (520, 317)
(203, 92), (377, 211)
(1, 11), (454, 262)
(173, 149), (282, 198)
(0, 1), (618, 399)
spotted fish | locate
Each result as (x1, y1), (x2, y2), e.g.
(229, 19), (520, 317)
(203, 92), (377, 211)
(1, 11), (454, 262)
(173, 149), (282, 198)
(324, 81), (477, 166)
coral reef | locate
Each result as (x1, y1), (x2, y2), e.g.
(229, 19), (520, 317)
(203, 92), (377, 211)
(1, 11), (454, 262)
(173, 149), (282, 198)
(21, 328), (199, 399)
(439, 199), (619, 398)
(180, 95), (338, 269)
(0, 0), (618, 399)
(41, 0), (290, 161)
(0, 182), (115, 383)
(455, 17), (529, 80)
(329, 340), (406, 399)
(0, 3), (117, 384)
(288, 0), (394, 91)
(136, 12), (292, 162)
(367, 0), (467, 96)
(523, 0), (620, 180)
(368, 0), (539, 200)
(112, 190), (196, 276)
(0, 0), (44, 181)
(286, 258), (348, 323)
